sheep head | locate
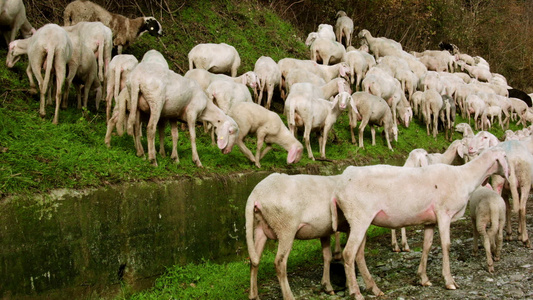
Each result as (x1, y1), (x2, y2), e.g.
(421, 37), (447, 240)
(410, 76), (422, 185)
(142, 17), (163, 37)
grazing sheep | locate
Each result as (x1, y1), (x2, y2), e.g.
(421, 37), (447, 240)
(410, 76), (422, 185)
(309, 37), (346, 65)
(188, 43), (241, 77)
(469, 185), (506, 273)
(63, 0), (163, 54)
(335, 10), (354, 47)
(333, 147), (509, 299)
(455, 122), (474, 138)
(465, 94), (487, 130)
(283, 68), (326, 97)
(6, 23), (72, 124)
(358, 29), (402, 58)
(227, 102), (303, 168)
(287, 90), (352, 160)
(362, 68), (407, 123)
(65, 40), (102, 111)
(246, 173), (383, 300)
(184, 68), (257, 92)
(349, 91), (398, 150)
(253, 56), (280, 109)
(420, 89), (443, 138)
(128, 65), (239, 167)
(0, 0), (35, 44)
(63, 21), (113, 84)
(206, 80), (252, 114)
(105, 54), (138, 123)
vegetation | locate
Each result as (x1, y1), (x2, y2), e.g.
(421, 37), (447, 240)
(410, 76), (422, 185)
(0, 0), (530, 298)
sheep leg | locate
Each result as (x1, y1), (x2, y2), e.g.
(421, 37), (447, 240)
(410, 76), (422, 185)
(436, 215), (457, 290)
(478, 220), (495, 273)
(518, 188), (531, 248)
(319, 236), (334, 295)
(146, 111), (161, 166)
(266, 83), (275, 110)
(503, 195), (513, 241)
(170, 122), (180, 163)
(417, 224), (434, 287)
(104, 107), (119, 147)
(370, 126), (376, 146)
(259, 144), (273, 160)
(358, 117), (369, 148)
(391, 229), (401, 252)
(249, 225), (268, 300)
(133, 113), (145, 157)
(320, 124), (333, 159)
(400, 227), (410, 251)
(254, 131), (267, 168)
(76, 84), (82, 109)
(186, 116), (202, 168)
(26, 65), (38, 94)
(355, 235), (383, 296)
(303, 125), (315, 160)
(275, 235), (296, 300)
(333, 232), (342, 260)
(158, 121), (166, 158)
(342, 225), (367, 300)
(53, 58), (67, 125)
(471, 215), (479, 255)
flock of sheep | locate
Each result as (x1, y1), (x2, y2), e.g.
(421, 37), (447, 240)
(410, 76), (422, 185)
(2, 1), (533, 299)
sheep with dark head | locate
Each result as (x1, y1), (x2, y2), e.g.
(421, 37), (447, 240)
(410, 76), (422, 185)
(63, 0), (162, 54)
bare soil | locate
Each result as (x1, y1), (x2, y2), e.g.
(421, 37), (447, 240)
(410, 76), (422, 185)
(257, 199), (533, 300)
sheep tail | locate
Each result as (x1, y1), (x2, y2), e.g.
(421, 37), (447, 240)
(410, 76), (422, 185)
(245, 200), (260, 266)
(97, 40), (104, 82)
(42, 47), (55, 96)
(127, 79), (140, 136)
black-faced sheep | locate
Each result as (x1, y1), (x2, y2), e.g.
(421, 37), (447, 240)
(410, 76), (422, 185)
(63, 0), (163, 54)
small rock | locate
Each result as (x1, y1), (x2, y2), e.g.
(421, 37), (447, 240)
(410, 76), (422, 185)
(485, 277), (494, 282)
(509, 274), (524, 281)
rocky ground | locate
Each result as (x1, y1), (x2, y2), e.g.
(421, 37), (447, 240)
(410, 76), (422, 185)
(257, 199), (533, 300)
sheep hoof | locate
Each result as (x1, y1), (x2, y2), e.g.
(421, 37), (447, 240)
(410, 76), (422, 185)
(392, 246), (400, 252)
(421, 280), (432, 287)
(446, 283), (457, 290)
(488, 266), (495, 273)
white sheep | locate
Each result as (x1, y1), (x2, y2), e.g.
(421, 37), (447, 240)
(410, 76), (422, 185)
(344, 49), (369, 90)
(63, 21), (113, 84)
(64, 40), (102, 111)
(184, 68), (257, 92)
(358, 29), (402, 58)
(104, 54), (139, 123)
(509, 97), (528, 126)
(362, 68), (408, 123)
(439, 94), (456, 141)
(421, 89), (443, 138)
(227, 102), (303, 168)
(0, 0), (35, 44)
(490, 140), (533, 249)
(458, 61), (492, 82)
(188, 43), (241, 77)
(334, 147), (509, 299)
(246, 173), (383, 300)
(392, 139), (468, 252)
(286, 90), (353, 160)
(455, 122), (474, 138)
(63, 0), (163, 54)
(469, 185), (506, 273)
(335, 10), (354, 47)
(127, 57), (239, 167)
(283, 68), (326, 97)
(6, 23), (72, 124)
(391, 148), (429, 252)
(309, 37), (346, 65)
(206, 80), (252, 113)
(253, 56), (280, 109)
(349, 91), (398, 150)
(305, 24), (336, 46)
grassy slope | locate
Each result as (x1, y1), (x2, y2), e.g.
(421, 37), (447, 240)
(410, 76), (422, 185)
(0, 1), (522, 298)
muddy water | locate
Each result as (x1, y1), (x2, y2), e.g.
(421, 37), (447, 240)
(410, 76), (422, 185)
(0, 162), (352, 299)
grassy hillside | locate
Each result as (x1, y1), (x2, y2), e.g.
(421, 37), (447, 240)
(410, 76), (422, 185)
(0, 0), (523, 197)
